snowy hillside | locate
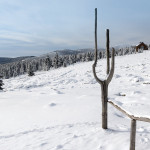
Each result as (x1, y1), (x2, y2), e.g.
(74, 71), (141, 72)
(0, 50), (150, 150)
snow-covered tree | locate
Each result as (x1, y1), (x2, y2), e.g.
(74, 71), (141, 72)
(45, 57), (52, 71)
(81, 53), (86, 62)
(52, 53), (59, 68)
(86, 52), (92, 61)
(28, 64), (35, 76)
(0, 75), (4, 90)
(99, 51), (102, 59)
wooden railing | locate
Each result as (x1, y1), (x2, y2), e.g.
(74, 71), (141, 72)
(108, 100), (150, 150)
(108, 100), (150, 123)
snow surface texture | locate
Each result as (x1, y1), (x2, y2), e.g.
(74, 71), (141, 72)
(1, 51), (150, 150)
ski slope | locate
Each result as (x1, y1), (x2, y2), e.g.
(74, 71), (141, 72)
(0, 50), (150, 150)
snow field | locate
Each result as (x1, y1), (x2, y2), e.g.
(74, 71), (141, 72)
(0, 50), (150, 149)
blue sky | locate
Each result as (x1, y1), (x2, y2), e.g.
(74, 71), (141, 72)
(0, 0), (150, 57)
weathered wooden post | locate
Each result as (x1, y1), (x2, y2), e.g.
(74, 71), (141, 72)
(106, 29), (110, 75)
(130, 119), (136, 150)
(92, 8), (115, 129)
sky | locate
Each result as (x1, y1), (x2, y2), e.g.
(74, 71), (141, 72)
(0, 0), (150, 57)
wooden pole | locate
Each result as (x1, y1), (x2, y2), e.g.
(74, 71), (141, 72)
(106, 29), (110, 75)
(101, 81), (108, 129)
(130, 119), (136, 150)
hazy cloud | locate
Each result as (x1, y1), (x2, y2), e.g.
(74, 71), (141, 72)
(0, 0), (150, 57)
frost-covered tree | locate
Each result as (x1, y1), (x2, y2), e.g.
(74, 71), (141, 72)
(52, 53), (59, 68)
(28, 64), (35, 76)
(81, 53), (86, 62)
(45, 57), (52, 71)
(63, 61), (67, 67)
(86, 52), (92, 61)
(0, 76), (4, 90)
(69, 55), (74, 64)
(101, 51), (106, 58)
(99, 51), (102, 59)
(76, 53), (82, 62)
(58, 56), (63, 67)
(63, 56), (69, 66)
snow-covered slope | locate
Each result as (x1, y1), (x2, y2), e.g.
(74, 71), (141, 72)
(1, 51), (150, 150)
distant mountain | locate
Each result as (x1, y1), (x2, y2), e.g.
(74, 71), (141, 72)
(0, 48), (105, 64)
(113, 44), (131, 50)
(0, 56), (35, 64)
(40, 48), (105, 58)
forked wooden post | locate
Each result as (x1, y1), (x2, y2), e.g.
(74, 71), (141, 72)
(130, 119), (136, 150)
(92, 8), (115, 129)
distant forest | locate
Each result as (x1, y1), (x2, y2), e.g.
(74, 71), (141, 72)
(0, 47), (143, 79)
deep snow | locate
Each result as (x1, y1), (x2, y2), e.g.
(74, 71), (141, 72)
(0, 50), (150, 150)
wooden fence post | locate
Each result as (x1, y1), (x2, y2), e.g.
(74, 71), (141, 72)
(130, 119), (136, 150)
(101, 81), (108, 129)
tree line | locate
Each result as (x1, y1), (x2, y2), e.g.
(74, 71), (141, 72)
(0, 47), (143, 80)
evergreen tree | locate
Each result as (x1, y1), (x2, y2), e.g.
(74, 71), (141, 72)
(58, 56), (63, 67)
(45, 57), (52, 71)
(63, 61), (67, 67)
(86, 53), (91, 61)
(28, 64), (35, 76)
(76, 54), (82, 62)
(69, 55), (74, 64)
(82, 53), (86, 62)
(99, 51), (102, 59)
(0, 76), (4, 90)
(52, 53), (59, 68)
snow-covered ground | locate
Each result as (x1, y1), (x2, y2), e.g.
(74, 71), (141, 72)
(1, 50), (150, 150)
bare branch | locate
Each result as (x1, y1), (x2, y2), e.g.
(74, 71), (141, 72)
(94, 8), (98, 66)
(92, 64), (103, 85)
(106, 48), (115, 84)
(106, 29), (110, 75)
(92, 8), (103, 85)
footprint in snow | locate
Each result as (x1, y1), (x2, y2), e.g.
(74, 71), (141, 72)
(143, 82), (150, 85)
(56, 145), (63, 149)
(127, 74), (133, 77)
(52, 89), (64, 94)
(117, 92), (126, 96)
(130, 91), (141, 95)
(41, 92), (46, 94)
(73, 135), (78, 138)
(49, 103), (57, 107)
(40, 142), (47, 147)
(138, 127), (145, 132)
(57, 91), (64, 94)
(131, 77), (143, 82)
(114, 112), (124, 118)
(114, 74), (121, 78)
(141, 137), (149, 143)
(116, 101), (123, 106)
